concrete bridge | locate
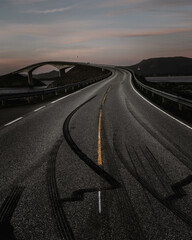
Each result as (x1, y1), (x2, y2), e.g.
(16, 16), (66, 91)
(13, 61), (77, 87)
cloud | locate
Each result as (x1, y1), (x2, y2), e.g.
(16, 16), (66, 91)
(1, 21), (192, 46)
(8, 0), (45, 4)
(119, 28), (192, 38)
(94, 0), (192, 9)
(26, 6), (74, 14)
(91, 0), (144, 8)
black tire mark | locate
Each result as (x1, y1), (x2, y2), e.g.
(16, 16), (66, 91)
(113, 141), (192, 228)
(62, 96), (121, 203)
(101, 123), (146, 239)
(167, 175), (192, 201)
(140, 146), (172, 195)
(141, 146), (191, 201)
(125, 98), (192, 172)
(125, 145), (160, 222)
(0, 185), (24, 240)
(47, 138), (75, 240)
(133, 147), (155, 187)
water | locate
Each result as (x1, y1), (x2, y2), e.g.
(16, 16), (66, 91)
(41, 80), (54, 86)
(146, 76), (192, 83)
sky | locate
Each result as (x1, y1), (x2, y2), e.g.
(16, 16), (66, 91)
(0, 0), (192, 74)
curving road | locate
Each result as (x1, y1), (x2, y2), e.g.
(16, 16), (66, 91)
(0, 68), (192, 239)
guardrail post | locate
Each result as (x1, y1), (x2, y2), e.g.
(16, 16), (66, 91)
(41, 95), (44, 101)
(1, 100), (5, 106)
(178, 103), (182, 111)
(65, 88), (67, 93)
(27, 97), (31, 104)
(55, 91), (58, 96)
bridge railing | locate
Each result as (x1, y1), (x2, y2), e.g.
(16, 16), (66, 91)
(125, 68), (192, 111)
(0, 71), (112, 106)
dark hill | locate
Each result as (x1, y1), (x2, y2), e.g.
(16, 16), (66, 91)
(128, 57), (192, 76)
(34, 70), (59, 79)
(48, 65), (110, 88)
(0, 73), (45, 88)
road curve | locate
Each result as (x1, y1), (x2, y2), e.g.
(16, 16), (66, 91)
(0, 68), (192, 239)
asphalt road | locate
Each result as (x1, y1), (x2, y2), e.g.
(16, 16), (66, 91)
(0, 68), (192, 239)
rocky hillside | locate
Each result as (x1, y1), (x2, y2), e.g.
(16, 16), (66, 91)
(128, 57), (192, 76)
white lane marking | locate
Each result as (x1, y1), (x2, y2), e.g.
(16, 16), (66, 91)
(51, 95), (68, 104)
(34, 106), (46, 112)
(98, 191), (101, 214)
(51, 72), (117, 104)
(130, 78), (192, 131)
(2, 71), (116, 128)
(51, 89), (82, 104)
(4, 117), (23, 127)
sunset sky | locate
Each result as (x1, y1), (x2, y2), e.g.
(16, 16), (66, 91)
(0, 0), (192, 74)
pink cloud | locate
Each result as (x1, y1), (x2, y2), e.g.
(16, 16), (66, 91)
(8, 0), (45, 4)
(91, 0), (144, 8)
(1, 21), (191, 44)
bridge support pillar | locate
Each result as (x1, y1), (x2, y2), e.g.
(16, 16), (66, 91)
(27, 70), (34, 88)
(59, 68), (66, 78)
(1, 100), (5, 106)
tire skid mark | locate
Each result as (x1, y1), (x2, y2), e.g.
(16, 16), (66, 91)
(124, 144), (160, 222)
(125, 97), (192, 172)
(62, 96), (121, 203)
(167, 175), (192, 201)
(140, 146), (173, 195)
(0, 185), (24, 239)
(114, 142), (192, 227)
(102, 132), (146, 239)
(46, 138), (75, 240)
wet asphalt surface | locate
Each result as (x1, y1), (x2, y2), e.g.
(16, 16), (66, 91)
(0, 68), (192, 239)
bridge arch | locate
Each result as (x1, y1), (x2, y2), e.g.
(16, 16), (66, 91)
(13, 61), (76, 87)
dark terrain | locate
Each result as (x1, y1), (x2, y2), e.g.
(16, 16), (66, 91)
(0, 73), (45, 88)
(47, 65), (110, 88)
(126, 57), (192, 99)
(128, 56), (192, 76)
(0, 65), (109, 89)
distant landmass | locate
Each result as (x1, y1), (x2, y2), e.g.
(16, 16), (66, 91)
(0, 73), (46, 88)
(33, 70), (59, 79)
(128, 57), (192, 76)
(0, 65), (109, 88)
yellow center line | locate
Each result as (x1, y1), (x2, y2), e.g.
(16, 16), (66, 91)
(102, 93), (107, 105)
(97, 85), (112, 166)
(98, 108), (103, 165)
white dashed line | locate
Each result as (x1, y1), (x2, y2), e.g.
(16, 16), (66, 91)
(4, 117), (23, 127)
(98, 191), (101, 214)
(130, 78), (192, 131)
(51, 96), (68, 104)
(51, 73), (117, 104)
(2, 73), (116, 128)
(34, 106), (46, 112)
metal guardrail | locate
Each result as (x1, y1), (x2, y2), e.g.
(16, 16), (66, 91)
(126, 68), (192, 110)
(0, 72), (112, 105)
